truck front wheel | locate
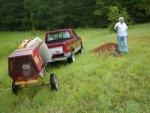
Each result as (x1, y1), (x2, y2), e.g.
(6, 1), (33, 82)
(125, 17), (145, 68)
(79, 46), (84, 54)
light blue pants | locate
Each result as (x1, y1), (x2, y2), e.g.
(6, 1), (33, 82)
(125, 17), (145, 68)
(117, 35), (128, 53)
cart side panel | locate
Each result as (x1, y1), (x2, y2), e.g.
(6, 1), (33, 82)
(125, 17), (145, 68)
(31, 48), (44, 72)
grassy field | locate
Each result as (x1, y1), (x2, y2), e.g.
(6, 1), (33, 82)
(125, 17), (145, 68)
(0, 23), (150, 113)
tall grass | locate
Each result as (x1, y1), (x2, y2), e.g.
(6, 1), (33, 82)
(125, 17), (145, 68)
(0, 23), (150, 113)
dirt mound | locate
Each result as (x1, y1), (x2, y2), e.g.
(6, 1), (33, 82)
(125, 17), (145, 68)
(92, 43), (119, 55)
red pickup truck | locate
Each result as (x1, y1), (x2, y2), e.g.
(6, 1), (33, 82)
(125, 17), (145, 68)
(45, 29), (83, 63)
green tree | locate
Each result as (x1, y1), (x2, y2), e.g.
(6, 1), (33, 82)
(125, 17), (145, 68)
(107, 6), (119, 30)
(0, 0), (25, 30)
(108, 6), (130, 30)
(0, 0), (149, 30)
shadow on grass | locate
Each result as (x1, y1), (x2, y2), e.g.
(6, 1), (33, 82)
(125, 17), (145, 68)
(15, 84), (53, 98)
(48, 61), (68, 68)
(47, 52), (82, 69)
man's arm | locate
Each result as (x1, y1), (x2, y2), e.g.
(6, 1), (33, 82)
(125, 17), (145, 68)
(114, 23), (118, 30)
(125, 23), (128, 29)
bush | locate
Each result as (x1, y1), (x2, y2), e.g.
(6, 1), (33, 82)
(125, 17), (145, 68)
(108, 6), (130, 31)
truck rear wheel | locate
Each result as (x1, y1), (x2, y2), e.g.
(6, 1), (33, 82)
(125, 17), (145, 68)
(50, 73), (58, 91)
(67, 53), (75, 63)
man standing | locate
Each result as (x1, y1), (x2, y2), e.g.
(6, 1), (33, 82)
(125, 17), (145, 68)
(114, 17), (128, 53)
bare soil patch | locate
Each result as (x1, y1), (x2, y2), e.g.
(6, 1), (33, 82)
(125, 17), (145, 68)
(92, 43), (121, 56)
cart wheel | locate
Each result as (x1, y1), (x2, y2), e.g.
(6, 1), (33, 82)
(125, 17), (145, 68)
(50, 73), (58, 91)
(67, 53), (75, 63)
(12, 82), (19, 94)
(79, 46), (84, 54)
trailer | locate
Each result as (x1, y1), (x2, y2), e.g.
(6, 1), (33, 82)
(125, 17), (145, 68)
(8, 38), (58, 94)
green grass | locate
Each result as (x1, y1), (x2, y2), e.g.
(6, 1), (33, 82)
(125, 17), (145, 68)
(0, 23), (150, 113)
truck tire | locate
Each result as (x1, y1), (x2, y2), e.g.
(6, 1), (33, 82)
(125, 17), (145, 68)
(50, 73), (58, 91)
(67, 52), (75, 63)
(79, 46), (84, 54)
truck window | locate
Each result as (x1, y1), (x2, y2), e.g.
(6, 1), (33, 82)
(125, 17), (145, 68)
(47, 31), (70, 41)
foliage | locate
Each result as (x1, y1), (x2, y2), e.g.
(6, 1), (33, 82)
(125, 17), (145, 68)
(0, 0), (149, 30)
(107, 6), (119, 31)
(108, 6), (130, 31)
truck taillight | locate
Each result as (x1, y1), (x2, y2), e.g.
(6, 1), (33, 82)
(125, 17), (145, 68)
(63, 45), (68, 52)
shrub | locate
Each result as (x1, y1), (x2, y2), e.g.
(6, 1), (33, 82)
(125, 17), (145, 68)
(108, 6), (130, 31)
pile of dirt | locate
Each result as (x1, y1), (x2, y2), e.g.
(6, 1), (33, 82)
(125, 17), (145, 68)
(92, 43), (119, 55)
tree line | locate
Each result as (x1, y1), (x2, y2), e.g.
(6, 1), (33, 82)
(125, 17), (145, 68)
(0, 0), (149, 31)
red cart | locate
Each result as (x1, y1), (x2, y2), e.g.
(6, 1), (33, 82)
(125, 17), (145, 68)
(8, 47), (58, 94)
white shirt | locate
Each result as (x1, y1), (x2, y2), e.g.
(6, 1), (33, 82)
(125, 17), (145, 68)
(114, 22), (128, 36)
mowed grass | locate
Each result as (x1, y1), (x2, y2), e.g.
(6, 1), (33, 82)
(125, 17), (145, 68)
(0, 23), (150, 113)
